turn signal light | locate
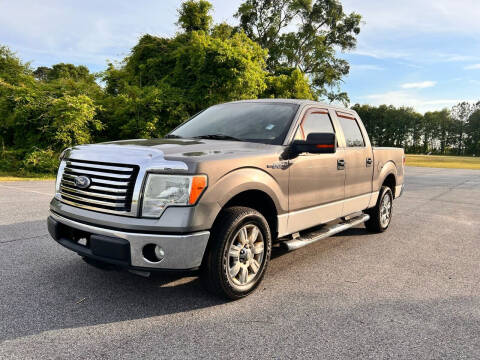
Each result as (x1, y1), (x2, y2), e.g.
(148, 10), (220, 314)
(189, 175), (207, 204)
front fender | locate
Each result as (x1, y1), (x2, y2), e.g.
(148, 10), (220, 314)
(218, 167), (287, 211)
(203, 167), (287, 217)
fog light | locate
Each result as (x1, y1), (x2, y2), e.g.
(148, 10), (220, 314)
(154, 245), (165, 261)
(142, 244), (165, 263)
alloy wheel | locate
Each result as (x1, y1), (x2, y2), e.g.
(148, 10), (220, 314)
(226, 224), (265, 288)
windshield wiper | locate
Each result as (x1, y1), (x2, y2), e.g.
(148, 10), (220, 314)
(164, 134), (183, 139)
(193, 134), (243, 141)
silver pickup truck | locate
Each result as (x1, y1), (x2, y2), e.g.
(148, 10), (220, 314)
(48, 99), (404, 299)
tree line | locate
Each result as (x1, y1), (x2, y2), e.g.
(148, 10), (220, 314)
(0, 0), (479, 175)
(353, 103), (480, 156)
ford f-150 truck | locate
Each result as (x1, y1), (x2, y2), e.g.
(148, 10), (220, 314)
(48, 99), (404, 299)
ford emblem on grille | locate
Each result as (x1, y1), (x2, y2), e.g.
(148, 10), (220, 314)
(74, 175), (91, 189)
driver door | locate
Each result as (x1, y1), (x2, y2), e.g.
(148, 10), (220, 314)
(287, 108), (346, 234)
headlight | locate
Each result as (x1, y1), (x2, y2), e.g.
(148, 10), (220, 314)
(54, 160), (66, 200)
(141, 174), (207, 217)
(59, 147), (70, 161)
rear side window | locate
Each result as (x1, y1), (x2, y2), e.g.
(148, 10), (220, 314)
(294, 110), (335, 141)
(336, 112), (365, 147)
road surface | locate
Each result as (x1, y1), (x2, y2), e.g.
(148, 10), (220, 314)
(1, 167), (479, 359)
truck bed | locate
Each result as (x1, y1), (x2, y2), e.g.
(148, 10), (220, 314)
(372, 147), (405, 195)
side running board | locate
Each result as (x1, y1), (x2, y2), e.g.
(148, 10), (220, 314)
(280, 213), (370, 251)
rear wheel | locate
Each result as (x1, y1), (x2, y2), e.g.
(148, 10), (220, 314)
(364, 186), (393, 233)
(201, 206), (272, 300)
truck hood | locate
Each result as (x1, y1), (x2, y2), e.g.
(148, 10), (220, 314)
(64, 138), (281, 172)
(100, 138), (277, 158)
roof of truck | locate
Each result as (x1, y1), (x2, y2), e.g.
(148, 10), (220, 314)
(229, 98), (356, 113)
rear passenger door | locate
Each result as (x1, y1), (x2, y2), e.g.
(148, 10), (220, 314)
(287, 107), (346, 234)
(334, 111), (374, 215)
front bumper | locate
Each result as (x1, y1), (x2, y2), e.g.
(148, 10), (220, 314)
(50, 197), (221, 233)
(48, 212), (210, 271)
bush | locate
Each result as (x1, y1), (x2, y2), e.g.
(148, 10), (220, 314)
(0, 149), (27, 173)
(23, 149), (59, 174)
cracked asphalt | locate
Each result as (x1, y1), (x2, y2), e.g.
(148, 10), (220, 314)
(1, 167), (480, 359)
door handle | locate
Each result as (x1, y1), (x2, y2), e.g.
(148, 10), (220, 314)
(337, 159), (345, 170)
(366, 157), (373, 166)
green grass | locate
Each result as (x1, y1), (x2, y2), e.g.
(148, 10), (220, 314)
(0, 172), (56, 181)
(406, 154), (480, 170)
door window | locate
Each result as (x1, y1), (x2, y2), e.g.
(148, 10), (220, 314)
(294, 110), (335, 141)
(336, 113), (365, 147)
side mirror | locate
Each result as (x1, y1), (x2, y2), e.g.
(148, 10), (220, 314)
(292, 132), (336, 155)
(281, 132), (336, 160)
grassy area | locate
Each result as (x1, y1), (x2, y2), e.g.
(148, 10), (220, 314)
(0, 173), (56, 181)
(0, 149), (59, 181)
(406, 154), (480, 170)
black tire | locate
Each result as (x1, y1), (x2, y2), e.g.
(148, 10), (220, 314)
(201, 206), (272, 300)
(364, 186), (393, 233)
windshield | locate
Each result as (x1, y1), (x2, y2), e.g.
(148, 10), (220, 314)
(169, 102), (299, 145)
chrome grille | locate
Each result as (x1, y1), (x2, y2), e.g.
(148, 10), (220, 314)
(59, 158), (139, 215)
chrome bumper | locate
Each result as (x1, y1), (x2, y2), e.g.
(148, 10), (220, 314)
(49, 212), (210, 270)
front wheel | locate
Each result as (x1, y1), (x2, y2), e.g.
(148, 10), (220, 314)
(364, 186), (393, 233)
(201, 206), (272, 300)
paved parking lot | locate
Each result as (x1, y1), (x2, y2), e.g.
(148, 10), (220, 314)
(1, 167), (480, 359)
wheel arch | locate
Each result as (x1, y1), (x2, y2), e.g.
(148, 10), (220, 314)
(220, 190), (279, 238)
(382, 173), (396, 198)
(377, 161), (398, 198)
(206, 167), (286, 233)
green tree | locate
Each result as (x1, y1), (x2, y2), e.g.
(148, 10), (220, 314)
(177, 0), (213, 33)
(466, 109), (480, 156)
(33, 66), (52, 81)
(236, 0), (361, 103)
(211, 23), (236, 40)
(451, 101), (480, 155)
(171, 31), (267, 109)
(103, 28), (269, 138)
(48, 94), (102, 148)
(0, 46), (33, 85)
(436, 109), (453, 154)
(0, 47), (40, 148)
(99, 83), (188, 140)
(263, 68), (315, 99)
(0, 80), (48, 148)
(352, 104), (419, 148)
(0, 46), (103, 154)
(409, 110), (424, 153)
(47, 63), (94, 82)
(421, 110), (456, 154)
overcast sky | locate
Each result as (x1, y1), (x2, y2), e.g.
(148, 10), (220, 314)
(1, 0), (479, 113)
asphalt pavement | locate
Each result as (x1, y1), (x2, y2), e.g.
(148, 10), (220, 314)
(1, 167), (479, 359)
